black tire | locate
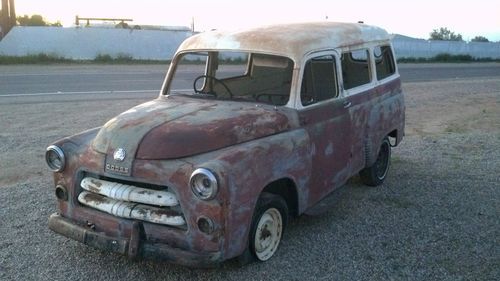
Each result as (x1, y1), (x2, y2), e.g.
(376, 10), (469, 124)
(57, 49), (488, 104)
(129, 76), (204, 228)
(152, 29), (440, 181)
(360, 137), (391, 186)
(239, 192), (288, 264)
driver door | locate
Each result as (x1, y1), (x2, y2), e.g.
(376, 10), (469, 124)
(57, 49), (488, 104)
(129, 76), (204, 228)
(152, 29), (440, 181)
(298, 52), (353, 206)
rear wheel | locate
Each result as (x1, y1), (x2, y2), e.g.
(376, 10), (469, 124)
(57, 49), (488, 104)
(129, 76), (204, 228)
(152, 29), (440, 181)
(360, 137), (391, 186)
(240, 192), (288, 264)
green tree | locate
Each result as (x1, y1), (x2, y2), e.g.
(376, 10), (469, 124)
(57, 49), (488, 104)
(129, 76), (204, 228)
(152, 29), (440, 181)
(429, 27), (463, 41)
(16, 14), (62, 27)
(50, 21), (63, 27)
(17, 14), (47, 26)
(16, 15), (30, 25)
(471, 36), (489, 42)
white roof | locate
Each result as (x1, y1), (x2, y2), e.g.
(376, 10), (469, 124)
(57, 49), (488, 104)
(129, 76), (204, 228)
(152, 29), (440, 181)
(177, 22), (391, 61)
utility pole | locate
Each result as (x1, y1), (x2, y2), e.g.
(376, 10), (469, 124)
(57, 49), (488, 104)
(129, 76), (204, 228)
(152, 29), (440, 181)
(8, 0), (15, 26)
(0, 0), (16, 38)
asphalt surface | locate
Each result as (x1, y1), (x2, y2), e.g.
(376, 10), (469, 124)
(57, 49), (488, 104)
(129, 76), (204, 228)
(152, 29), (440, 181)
(1, 63), (500, 103)
(398, 63), (500, 82)
(0, 63), (499, 281)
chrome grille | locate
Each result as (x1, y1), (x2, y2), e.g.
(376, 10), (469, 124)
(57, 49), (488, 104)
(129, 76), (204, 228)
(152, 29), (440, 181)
(78, 177), (185, 226)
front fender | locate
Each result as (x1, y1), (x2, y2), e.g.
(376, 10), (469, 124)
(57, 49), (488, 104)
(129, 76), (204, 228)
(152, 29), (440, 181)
(204, 129), (312, 259)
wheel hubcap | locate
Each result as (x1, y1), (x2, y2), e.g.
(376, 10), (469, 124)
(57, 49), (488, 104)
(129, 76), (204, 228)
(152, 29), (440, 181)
(254, 208), (282, 261)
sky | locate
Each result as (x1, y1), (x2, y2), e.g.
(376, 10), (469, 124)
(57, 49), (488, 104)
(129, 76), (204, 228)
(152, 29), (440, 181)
(12, 0), (500, 41)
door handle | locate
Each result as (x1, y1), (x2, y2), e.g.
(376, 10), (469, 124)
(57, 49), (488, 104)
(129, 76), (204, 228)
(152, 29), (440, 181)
(343, 101), (352, 108)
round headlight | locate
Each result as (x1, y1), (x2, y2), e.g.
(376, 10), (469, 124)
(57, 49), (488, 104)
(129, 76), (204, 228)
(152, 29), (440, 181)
(45, 145), (65, 172)
(190, 168), (218, 200)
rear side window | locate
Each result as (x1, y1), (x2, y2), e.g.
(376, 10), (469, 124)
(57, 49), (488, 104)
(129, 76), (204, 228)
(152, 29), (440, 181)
(374, 45), (396, 80)
(341, 49), (371, 89)
(300, 55), (338, 106)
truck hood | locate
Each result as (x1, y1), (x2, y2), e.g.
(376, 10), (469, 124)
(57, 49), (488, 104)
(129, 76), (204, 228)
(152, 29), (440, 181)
(92, 96), (296, 167)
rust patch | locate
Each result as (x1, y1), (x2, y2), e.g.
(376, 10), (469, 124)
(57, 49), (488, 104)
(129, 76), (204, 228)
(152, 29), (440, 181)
(136, 99), (297, 160)
(89, 179), (102, 187)
(46, 21), (404, 266)
(80, 192), (107, 205)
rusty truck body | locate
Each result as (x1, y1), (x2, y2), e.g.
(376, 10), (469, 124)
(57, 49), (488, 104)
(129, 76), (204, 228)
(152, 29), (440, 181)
(46, 22), (405, 266)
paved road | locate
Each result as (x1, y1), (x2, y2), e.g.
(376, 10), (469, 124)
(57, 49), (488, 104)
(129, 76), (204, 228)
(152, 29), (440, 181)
(1, 63), (499, 103)
(398, 63), (500, 82)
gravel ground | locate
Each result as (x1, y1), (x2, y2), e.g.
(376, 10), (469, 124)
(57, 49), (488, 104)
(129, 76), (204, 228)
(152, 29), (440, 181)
(0, 65), (499, 280)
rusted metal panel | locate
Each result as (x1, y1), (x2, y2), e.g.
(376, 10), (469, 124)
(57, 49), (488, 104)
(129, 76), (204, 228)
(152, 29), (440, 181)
(136, 98), (296, 159)
(344, 78), (404, 171)
(46, 22), (404, 267)
(297, 98), (352, 205)
(197, 129), (312, 257)
(49, 213), (222, 266)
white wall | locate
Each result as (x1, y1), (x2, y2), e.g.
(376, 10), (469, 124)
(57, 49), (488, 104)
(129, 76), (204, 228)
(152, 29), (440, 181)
(1, 26), (499, 60)
(393, 37), (500, 59)
(0, 26), (193, 60)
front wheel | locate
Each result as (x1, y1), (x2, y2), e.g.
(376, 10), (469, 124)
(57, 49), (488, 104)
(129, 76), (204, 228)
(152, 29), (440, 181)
(241, 192), (288, 264)
(359, 137), (391, 186)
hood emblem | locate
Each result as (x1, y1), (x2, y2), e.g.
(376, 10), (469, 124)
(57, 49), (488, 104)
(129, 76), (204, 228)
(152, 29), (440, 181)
(113, 148), (126, 162)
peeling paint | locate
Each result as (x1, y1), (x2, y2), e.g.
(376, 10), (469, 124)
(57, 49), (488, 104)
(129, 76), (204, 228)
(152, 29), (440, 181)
(78, 191), (185, 226)
(179, 22), (390, 64)
(46, 22), (404, 267)
(81, 177), (178, 207)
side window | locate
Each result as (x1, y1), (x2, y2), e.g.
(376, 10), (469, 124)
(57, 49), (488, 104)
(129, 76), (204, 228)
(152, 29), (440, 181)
(341, 49), (371, 90)
(374, 45), (396, 80)
(300, 55), (338, 106)
(171, 52), (209, 91)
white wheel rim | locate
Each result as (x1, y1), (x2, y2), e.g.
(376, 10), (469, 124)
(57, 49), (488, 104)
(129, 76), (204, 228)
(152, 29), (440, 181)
(254, 208), (282, 261)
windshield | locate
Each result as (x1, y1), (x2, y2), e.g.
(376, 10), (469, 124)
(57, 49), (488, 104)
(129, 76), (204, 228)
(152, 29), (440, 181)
(167, 51), (294, 106)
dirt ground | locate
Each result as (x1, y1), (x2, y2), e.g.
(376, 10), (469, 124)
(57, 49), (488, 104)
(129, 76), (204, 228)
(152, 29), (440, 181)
(0, 66), (499, 280)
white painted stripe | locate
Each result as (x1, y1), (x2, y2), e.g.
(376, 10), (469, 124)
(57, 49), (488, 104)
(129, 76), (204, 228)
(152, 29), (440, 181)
(0, 90), (156, 97)
(0, 72), (164, 77)
(0, 89), (192, 98)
